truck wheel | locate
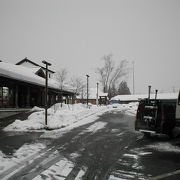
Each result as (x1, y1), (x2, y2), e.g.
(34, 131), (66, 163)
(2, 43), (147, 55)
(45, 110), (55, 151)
(168, 128), (178, 139)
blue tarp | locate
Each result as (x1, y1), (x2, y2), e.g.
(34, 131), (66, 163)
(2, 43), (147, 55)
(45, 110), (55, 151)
(108, 99), (120, 104)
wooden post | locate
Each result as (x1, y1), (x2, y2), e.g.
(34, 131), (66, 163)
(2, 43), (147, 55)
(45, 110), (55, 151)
(86, 75), (89, 107)
(42, 60), (51, 128)
(100, 96), (102, 106)
(96, 83), (99, 106)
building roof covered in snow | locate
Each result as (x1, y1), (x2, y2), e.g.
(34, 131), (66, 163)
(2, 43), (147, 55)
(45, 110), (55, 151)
(16, 58), (55, 73)
(0, 61), (72, 92)
(111, 92), (179, 101)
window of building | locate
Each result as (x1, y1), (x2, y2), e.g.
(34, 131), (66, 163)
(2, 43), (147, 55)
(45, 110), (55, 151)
(0, 87), (9, 107)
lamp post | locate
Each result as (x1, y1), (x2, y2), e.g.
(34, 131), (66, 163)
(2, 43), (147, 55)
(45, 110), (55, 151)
(96, 82), (99, 106)
(42, 60), (51, 128)
(86, 74), (90, 108)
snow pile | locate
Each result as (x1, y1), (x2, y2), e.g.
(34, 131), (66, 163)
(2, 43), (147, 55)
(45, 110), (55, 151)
(4, 102), (138, 132)
(146, 142), (180, 153)
(4, 103), (107, 131)
(124, 102), (139, 116)
(30, 106), (44, 112)
(108, 102), (139, 116)
(33, 158), (74, 180)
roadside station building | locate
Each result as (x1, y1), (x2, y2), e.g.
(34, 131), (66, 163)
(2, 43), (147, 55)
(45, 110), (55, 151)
(0, 59), (74, 109)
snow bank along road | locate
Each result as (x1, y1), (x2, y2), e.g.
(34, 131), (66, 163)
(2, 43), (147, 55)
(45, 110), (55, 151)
(1, 104), (180, 180)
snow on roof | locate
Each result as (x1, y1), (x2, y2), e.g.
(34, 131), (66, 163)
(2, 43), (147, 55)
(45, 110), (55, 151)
(16, 58), (55, 73)
(0, 61), (70, 91)
(27, 67), (42, 74)
(111, 92), (179, 101)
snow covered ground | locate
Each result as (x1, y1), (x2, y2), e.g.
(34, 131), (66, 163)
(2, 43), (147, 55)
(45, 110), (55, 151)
(4, 103), (138, 132)
(0, 103), (138, 179)
(1, 102), (180, 180)
(0, 143), (46, 178)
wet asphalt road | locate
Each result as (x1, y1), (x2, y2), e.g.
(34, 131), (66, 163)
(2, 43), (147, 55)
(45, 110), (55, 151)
(1, 110), (180, 180)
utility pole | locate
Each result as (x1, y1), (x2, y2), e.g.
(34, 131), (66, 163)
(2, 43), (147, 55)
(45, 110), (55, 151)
(132, 61), (135, 94)
(96, 82), (99, 106)
(86, 74), (90, 108)
(42, 60), (51, 128)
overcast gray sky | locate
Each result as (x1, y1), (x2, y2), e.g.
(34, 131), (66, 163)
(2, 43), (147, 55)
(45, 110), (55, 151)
(0, 0), (180, 94)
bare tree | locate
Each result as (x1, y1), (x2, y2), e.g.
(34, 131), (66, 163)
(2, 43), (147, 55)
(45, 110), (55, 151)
(70, 77), (86, 103)
(55, 68), (68, 106)
(96, 54), (128, 98)
(70, 77), (84, 94)
(96, 54), (114, 93)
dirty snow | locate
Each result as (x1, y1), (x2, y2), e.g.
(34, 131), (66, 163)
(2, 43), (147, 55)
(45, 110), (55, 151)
(108, 102), (139, 116)
(33, 158), (74, 180)
(74, 168), (87, 180)
(123, 153), (139, 160)
(146, 142), (180, 153)
(109, 175), (127, 180)
(0, 143), (46, 175)
(85, 121), (107, 133)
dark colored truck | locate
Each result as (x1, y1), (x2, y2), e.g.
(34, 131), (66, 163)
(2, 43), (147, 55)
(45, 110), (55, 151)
(135, 87), (180, 138)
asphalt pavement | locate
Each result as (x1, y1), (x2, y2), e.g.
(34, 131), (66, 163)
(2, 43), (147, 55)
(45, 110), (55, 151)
(0, 109), (180, 180)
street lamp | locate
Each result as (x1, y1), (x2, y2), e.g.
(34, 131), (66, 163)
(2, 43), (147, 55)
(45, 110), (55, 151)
(42, 60), (51, 128)
(96, 82), (99, 106)
(86, 74), (90, 108)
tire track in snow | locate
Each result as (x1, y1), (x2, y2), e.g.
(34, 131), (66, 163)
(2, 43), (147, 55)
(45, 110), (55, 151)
(2, 146), (64, 180)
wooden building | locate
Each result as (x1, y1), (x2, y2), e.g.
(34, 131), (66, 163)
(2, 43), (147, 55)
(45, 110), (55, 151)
(0, 61), (74, 108)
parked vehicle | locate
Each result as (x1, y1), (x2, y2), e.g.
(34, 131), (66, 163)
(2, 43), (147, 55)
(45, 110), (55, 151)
(135, 86), (180, 138)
